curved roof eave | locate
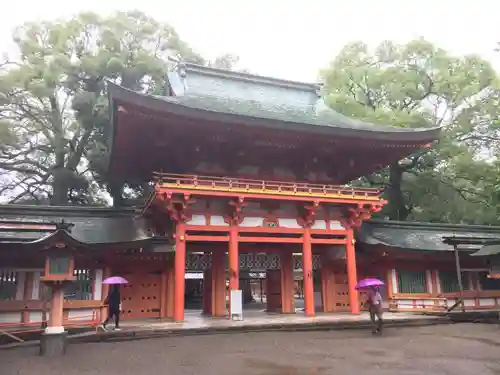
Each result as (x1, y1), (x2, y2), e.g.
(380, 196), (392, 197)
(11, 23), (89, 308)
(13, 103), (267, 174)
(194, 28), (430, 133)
(16, 228), (161, 249)
(107, 82), (441, 143)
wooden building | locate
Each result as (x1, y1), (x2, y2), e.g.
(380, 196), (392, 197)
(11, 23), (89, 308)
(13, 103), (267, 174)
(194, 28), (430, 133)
(357, 220), (500, 311)
(0, 62), (446, 351)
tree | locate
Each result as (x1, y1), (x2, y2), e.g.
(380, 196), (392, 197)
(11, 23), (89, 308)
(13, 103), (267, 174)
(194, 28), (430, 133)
(0, 11), (204, 205)
(321, 39), (500, 223)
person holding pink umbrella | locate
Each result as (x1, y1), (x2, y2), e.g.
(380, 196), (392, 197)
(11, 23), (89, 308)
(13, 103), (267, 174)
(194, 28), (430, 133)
(100, 276), (128, 331)
(356, 278), (385, 335)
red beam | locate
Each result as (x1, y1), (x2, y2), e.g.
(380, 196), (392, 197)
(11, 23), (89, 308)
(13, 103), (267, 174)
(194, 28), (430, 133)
(184, 224), (347, 236)
(311, 239), (347, 245)
(185, 235), (229, 242)
(157, 187), (382, 205)
(238, 237), (301, 243)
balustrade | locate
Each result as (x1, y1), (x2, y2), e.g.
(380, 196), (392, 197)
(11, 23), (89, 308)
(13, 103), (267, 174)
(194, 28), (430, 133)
(154, 172), (382, 201)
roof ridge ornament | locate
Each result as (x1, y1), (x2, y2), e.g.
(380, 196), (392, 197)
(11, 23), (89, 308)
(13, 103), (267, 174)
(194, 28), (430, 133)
(167, 54), (188, 96)
(52, 220), (75, 233)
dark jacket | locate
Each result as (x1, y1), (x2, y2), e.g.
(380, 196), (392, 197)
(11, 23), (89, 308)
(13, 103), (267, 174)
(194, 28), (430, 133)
(105, 286), (121, 309)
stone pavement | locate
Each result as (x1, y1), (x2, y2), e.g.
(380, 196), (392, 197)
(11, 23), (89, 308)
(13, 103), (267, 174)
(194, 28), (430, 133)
(2, 323), (499, 375)
(82, 310), (449, 343)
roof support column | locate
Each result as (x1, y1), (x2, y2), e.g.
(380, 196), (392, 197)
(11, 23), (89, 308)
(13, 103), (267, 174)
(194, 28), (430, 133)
(47, 284), (65, 332)
(228, 225), (239, 315)
(302, 227), (315, 317)
(174, 222), (186, 322)
(346, 228), (360, 314)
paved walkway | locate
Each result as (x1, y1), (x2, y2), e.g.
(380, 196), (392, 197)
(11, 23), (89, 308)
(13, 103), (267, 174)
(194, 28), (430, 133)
(77, 310), (448, 343)
(111, 310), (444, 333)
(2, 323), (499, 375)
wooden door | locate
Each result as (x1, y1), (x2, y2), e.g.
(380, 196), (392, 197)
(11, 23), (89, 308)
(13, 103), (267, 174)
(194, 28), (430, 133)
(266, 270), (282, 312)
(120, 271), (162, 320)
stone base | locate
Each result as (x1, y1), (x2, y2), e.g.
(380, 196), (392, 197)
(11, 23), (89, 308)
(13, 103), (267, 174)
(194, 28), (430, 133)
(39, 331), (68, 356)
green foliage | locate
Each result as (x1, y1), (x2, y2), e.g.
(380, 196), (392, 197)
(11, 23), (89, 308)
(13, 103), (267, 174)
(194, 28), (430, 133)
(0, 11), (205, 205)
(322, 39), (500, 224)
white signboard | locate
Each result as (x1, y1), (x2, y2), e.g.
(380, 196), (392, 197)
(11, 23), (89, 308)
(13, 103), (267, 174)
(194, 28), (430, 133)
(230, 290), (243, 321)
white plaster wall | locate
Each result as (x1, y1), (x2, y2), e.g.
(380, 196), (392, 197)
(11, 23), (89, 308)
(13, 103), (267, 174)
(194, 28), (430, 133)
(426, 271), (433, 294)
(0, 313), (21, 323)
(67, 309), (97, 321)
(390, 269), (398, 294)
(187, 215), (206, 225)
(397, 300), (413, 309)
(15, 271), (26, 300)
(311, 220), (326, 230)
(435, 271), (442, 294)
(463, 298), (476, 307)
(278, 218), (300, 228)
(239, 217), (265, 227)
(479, 298), (496, 306)
(32, 272), (41, 300)
(29, 311), (43, 323)
(210, 216), (228, 226)
(93, 269), (103, 300)
(423, 299), (436, 307)
(329, 221), (344, 229)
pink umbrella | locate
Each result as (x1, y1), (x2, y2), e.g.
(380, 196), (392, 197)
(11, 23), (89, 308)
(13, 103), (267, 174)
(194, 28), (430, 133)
(102, 276), (128, 285)
(355, 278), (384, 290)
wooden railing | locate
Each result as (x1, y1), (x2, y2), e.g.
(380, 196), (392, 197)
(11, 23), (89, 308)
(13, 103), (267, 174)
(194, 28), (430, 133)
(153, 173), (383, 201)
(388, 296), (449, 313)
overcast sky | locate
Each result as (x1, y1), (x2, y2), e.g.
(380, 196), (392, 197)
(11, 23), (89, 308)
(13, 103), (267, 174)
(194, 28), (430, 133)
(1, 0), (499, 82)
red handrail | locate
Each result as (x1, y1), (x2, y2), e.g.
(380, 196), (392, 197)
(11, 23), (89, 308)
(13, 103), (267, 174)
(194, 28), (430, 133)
(153, 172), (382, 198)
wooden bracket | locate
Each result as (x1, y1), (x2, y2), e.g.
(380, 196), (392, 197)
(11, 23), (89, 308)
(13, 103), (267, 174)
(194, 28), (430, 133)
(340, 203), (384, 228)
(226, 197), (247, 226)
(297, 200), (320, 228)
(160, 192), (195, 223)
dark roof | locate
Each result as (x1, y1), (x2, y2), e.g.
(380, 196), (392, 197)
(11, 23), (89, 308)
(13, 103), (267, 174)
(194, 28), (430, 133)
(107, 63), (441, 142)
(357, 220), (500, 252)
(471, 245), (500, 257)
(0, 205), (156, 246)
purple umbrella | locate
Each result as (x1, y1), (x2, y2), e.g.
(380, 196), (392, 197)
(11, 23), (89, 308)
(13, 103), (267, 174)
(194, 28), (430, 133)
(355, 278), (385, 290)
(102, 276), (128, 285)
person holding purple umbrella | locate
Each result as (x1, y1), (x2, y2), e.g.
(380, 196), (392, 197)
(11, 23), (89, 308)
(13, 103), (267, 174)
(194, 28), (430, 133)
(99, 276), (128, 331)
(100, 284), (122, 331)
(356, 278), (385, 335)
(366, 286), (383, 334)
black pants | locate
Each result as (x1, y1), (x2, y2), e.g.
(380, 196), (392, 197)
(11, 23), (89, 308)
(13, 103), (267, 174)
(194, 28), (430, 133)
(104, 307), (120, 328)
(369, 304), (383, 333)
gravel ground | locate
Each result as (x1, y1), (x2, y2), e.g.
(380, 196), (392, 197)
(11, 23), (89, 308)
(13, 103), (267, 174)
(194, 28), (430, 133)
(2, 323), (500, 375)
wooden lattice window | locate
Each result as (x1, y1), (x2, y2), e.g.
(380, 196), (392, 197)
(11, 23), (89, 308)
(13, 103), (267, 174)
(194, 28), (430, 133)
(64, 269), (93, 300)
(439, 270), (469, 293)
(41, 269), (93, 300)
(48, 256), (71, 275)
(0, 270), (18, 300)
(478, 271), (500, 291)
(397, 269), (427, 294)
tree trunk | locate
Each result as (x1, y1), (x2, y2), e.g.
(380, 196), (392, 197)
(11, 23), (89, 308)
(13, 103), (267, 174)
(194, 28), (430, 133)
(109, 182), (124, 207)
(387, 164), (411, 221)
(50, 167), (69, 206)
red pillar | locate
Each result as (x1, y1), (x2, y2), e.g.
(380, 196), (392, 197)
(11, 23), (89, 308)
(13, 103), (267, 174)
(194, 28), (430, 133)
(229, 226), (239, 291)
(100, 266), (111, 322)
(166, 262), (175, 319)
(174, 222), (186, 321)
(211, 250), (226, 317)
(47, 284), (64, 332)
(280, 250), (294, 313)
(302, 227), (315, 317)
(346, 228), (360, 314)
